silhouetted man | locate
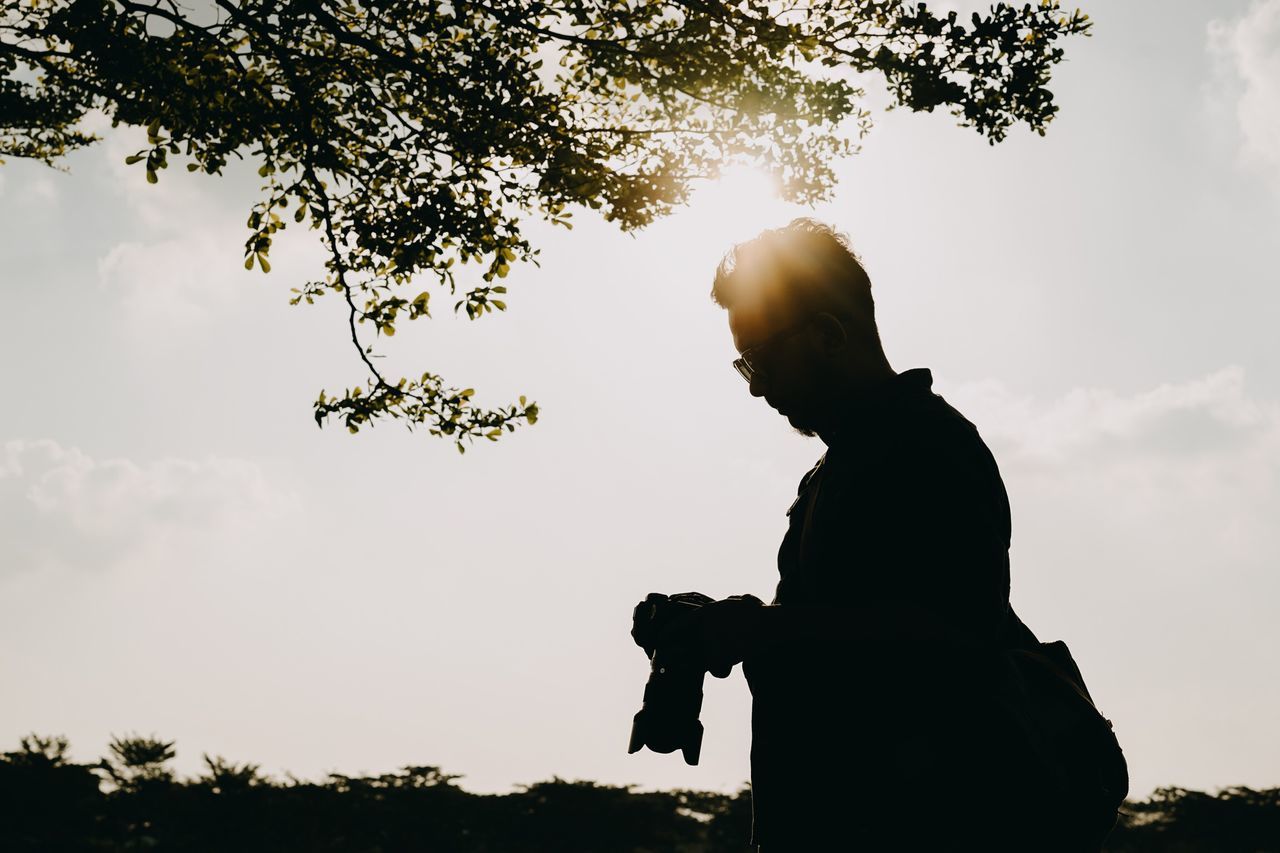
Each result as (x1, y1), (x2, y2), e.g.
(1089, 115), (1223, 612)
(666, 219), (1054, 850)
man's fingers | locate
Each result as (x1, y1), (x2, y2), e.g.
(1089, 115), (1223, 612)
(655, 607), (701, 645)
(669, 591), (714, 607)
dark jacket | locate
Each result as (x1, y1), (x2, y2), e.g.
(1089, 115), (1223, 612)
(743, 368), (1039, 849)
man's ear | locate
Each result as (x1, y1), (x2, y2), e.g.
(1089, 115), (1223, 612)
(810, 312), (848, 355)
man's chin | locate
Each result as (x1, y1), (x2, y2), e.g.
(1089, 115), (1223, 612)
(768, 399), (820, 437)
(785, 412), (820, 438)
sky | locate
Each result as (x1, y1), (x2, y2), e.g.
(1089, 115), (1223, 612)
(2, 0), (1279, 802)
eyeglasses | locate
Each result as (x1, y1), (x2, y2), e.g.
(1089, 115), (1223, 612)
(731, 318), (812, 383)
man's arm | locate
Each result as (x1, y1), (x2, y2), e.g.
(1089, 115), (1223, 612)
(677, 596), (992, 677)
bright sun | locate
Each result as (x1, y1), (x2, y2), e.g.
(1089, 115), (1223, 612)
(649, 165), (803, 274)
(686, 165), (793, 241)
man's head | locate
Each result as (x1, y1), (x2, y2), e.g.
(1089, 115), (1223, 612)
(711, 218), (892, 437)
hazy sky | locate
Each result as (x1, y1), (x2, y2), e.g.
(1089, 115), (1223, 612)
(2, 1), (1278, 801)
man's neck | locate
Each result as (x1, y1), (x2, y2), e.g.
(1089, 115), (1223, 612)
(815, 368), (902, 446)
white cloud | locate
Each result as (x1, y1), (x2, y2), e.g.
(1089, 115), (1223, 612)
(0, 439), (297, 575)
(1209, 0), (1280, 184)
(97, 233), (245, 326)
(76, 107), (116, 138)
(91, 123), (258, 326)
(946, 367), (1280, 543)
(99, 125), (220, 232)
(950, 366), (1272, 461)
(0, 169), (61, 208)
(941, 368), (1280, 795)
(90, 121), (329, 329)
(25, 173), (59, 205)
(96, 222), (327, 329)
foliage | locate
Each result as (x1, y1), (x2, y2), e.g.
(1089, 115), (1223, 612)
(200, 753), (264, 793)
(3, 733), (71, 767)
(0, 732), (749, 851)
(1107, 786), (1280, 853)
(2, 734), (1278, 851)
(2, 0), (1088, 447)
(101, 732), (178, 788)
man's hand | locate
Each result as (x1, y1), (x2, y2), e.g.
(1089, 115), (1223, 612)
(631, 591), (714, 656)
(659, 594), (767, 678)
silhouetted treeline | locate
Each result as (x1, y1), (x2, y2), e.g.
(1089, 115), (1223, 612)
(2, 734), (1277, 851)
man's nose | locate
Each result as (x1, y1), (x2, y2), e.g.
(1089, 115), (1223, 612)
(748, 371), (768, 398)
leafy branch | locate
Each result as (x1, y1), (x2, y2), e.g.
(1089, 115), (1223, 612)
(1, 0), (1089, 448)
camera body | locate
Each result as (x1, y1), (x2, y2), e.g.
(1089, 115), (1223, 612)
(627, 592), (711, 766)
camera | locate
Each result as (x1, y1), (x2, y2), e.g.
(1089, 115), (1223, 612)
(627, 592), (713, 766)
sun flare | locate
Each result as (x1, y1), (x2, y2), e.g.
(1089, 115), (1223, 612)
(651, 165), (803, 273)
(687, 165), (793, 241)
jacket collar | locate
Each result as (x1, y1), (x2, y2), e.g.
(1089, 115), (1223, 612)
(819, 368), (934, 447)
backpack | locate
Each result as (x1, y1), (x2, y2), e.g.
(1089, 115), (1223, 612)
(994, 636), (1130, 847)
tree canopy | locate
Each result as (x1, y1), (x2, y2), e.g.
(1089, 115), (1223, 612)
(3, 733), (1277, 851)
(2, 0), (1089, 449)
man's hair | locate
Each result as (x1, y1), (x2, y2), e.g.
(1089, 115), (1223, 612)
(711, 218), (878, 341)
